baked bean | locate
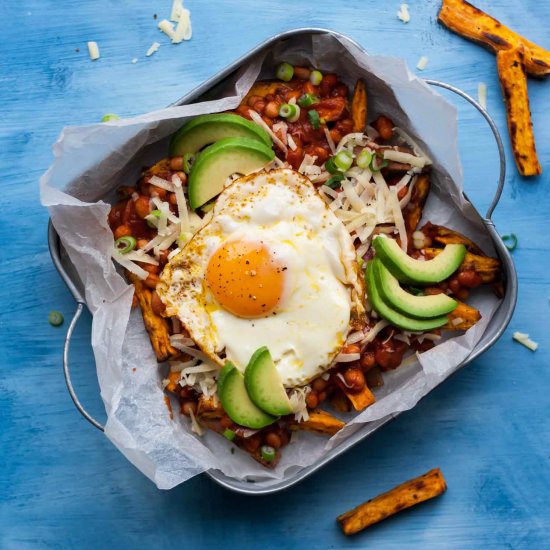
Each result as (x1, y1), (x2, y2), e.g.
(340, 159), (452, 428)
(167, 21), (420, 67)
(136, 239), (149, 250)
(235, 105), (253, 120)
(305, 391), (319, 409)
(264, 101), (280, 119)
(169, 157), (184, 171)
(243, 435), (261, 453)
(265, 432), (282, 450)
(456, 288), (469, 301)
(144, 273), (160, 289)
(447, 276), (461, 295)
(168, 193), (178, 205)
(279, 431), (290, 447)
(220, 416), (233, 429)
(286, 146), (304, 169)
(312, 377), (328, 392)
(135, 196), (151, 219)
(331, 83), (348, 97)
(458, 270), (483, 288)
(157, 250), (170, 265)
(320, 73), (338, 95)
(285, 90), (302, 102)
(341, 343), (361, 355)
(151, 290), (165, 315)
(343, 368), (365, 392)
(374, 338), (408, 371)
(181, 401), (197, 416)
(318, 391), (328, 403)
(360, 351), (376, 371)
(294, 66), (311, 80)
(114, 224), (132, 239)
(373, 115), (394, 141)
(247, 95), (262, 107)
(261, 115), (274, 128)
(253, 100), (266, 115)
(108, 201), (125, 228)
(329, 128), (342, 145)
(424, 287), (444, 295)
(149, 186), (167, 200)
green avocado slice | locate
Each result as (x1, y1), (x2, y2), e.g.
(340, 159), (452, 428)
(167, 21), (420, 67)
(218, 364), (277, 429)
(372, 236), (466, 285)
(169, 113), (272, 156)
(187, 136), (275, 209)
(217, 361), (236, 396)
(244, 347), (293, 416)
(365, 260), (449, 331)
(375, 260), (458, 318)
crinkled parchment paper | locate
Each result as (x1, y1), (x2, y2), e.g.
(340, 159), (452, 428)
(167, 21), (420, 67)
(41, 33), (501, 489)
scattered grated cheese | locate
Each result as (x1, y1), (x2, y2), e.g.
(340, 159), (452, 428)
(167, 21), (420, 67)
(248, 110), (287, 152)
(383, 149), (426, 168)
(416, 56), (429, 71)
(512, 331), (538, 351)
(111, 250), (149, 280)
(451, 317), (464, 327)
(362, 320), (389, 344)
(478, 82), (487, 109)
(288, 387), (311, 422)
(324, 126), (336, 154)
(149, 175), (175, 192)
(87, 41), (100, 61)
(397, 3), (410, 23)
(287, 134), (298, 151)
(335, 352), (361, 363)
(131, 58), (138, 64)
(188, 408), (204, 436)
(346, 331), (365, 345)
(158, 19), (176, 40)
(170, 0), (183, 21)
(172, 174), (190, 235)
(146, 42), (161, 57)
(172, 7), (192, 43)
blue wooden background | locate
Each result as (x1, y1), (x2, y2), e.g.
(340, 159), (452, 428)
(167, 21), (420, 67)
(1, 0), (549, 548)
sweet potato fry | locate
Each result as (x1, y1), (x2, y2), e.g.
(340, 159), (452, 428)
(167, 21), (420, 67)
(196, 395), (224, 420)
(243, 81), (290, 104)
(338, 384), (376, 411)
(438, 0), (550, 77)
(337, 468), (447, 535)
(497, 46), (542, 176)
(127, 272), (179, 362)
(445, 301), (481, 330)
(420, 222), (485, 256)
(351, 79), (367, 132)
(290, 409), (345, 436)
(404, 174), (431, 239)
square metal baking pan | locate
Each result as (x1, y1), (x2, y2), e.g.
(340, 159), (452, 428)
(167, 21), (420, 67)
(48, 28), (517, 495)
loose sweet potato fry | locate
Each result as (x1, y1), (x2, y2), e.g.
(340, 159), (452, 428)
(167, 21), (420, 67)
(497, 46), (542, 176)
(290, 409), (345, 436)
(403, 174), (431, 241)
(438, 0), (550, 78)
(338, 383), (376, 412)
(351, 79), (368, 132)
(243, 81), (290, 104)
(127, 272), (179, 362)
(421, 222), (485, 256)
(337, 468), (447, 535)
(445, 301), (481, 330)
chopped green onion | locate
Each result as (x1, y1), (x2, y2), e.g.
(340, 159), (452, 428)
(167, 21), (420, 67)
(502, 233), (518, 251)
(101, 113), (120, 122)
(146, 209), (162, 228)
(370, 155), (389, 172)
(182, 152), (195, 174)
(356, 149), (373, 169)
(309, 70), (323, 86)
(308, 109), (320, 129)
(115, 235), (137, 254)
(260, 445), (276, 462)
(278, 103), (300, 122)
(325, 174), (344, 189)
(48, 310), (64, 327)
(276, 62), (294, 82)
(298, 93), (319, 108)
(324, 157), (339, 174)
(334, 150), (354, 172)
(223, 429), (236, 441)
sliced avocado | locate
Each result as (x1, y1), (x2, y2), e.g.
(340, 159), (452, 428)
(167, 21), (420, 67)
(365, 260), (449, 331)
(187, 137), (275, 209)
(373, 236), (466, 285)
(218, 365), (277, 429)
(375, 260), (458, 318)
(217, 361), (236, 395)
(170, 113), (272, 156)
(244, 347), (293, 416)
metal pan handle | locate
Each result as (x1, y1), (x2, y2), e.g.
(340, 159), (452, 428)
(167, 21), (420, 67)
(64, 303), (105, 431)
(425, 79), (506, 221)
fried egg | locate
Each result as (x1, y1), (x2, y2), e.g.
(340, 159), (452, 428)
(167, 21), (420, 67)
(157, 169), (365, 387)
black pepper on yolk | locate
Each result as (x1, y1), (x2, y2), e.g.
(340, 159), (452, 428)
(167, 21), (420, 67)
(205, 240), (286, 318)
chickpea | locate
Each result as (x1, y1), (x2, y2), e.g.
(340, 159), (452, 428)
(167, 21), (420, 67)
(181, 401), (197, 416)
(264, 101), (280, 119)
(151, 291), (165, 315)
(169, 157), (184, 171)
(312, 377), (328, 392)
(343, 368), (366, 392)
(174, 171), (188, 185)
(243, 435), (261, 453)
(253, 100), (266, 115)
(137, 239), (149, 249)
(265, 432), (282, 450)
(150, 186), (167, 200)
(341, 343), (361, 355)
(373, 115), (394, 141)
(114, 224), (132, 239)
(424, 287), (444, 295)
(135, 195), (151, 219)
(458, 270), (483, 288)
(247, 95), (262, 107)
(447, 276), (462, 295)
(144, 273), (160, 289)
(293, 66), (311, 80)
(168, 193), (178, 206)
(305, 391), (319, 409)
(360, 351), (376, 371)
(318, 391), (328, 403)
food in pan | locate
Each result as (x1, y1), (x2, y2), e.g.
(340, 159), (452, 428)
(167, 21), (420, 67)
(108, 63), (502, 466)
(438, 0), (547, 176)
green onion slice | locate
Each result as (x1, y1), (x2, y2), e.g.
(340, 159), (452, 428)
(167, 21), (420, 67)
(115, 235), (137, 254)
(279, 103), (300, 122)
(298, 93), (319, 108)
(146, 209), (162, 228)
(308, 109), (320, 129)
(309, 70), (323, 86)
(502, 233), (518, 251)
(356, 149), (373, 169)
(260, 445), (276, 462)
(324, 157), (339, 174)
(276, 62), (294, 82)
(223, 429), (236, 441)
(334, 150), (353, 172)
(101, 113), (120, 122)
(48, 310), (64, 327)
(370, 155), (389, 172)
(182, 152), (195, 174)
(325, 174), (344, 189)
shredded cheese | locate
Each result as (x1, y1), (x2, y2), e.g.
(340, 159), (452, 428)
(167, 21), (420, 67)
(397, 3), (411, 23)
(512, 332), (538, 351)
(478, 82), (487, 109)
(362, 320), (389, 344)
(146, 42), (161, 57)
(87, 41), (100, 61)
(416, 56), (429, 71)
(324, 126), (336, 154)
(158, 19), (176, 40)
(389, 187), (408, 251)
(111, 251), (149, 280)
(248, 110), (287, 152)
(287, 134), (298, 151)
(335, 352), (361, 363)
(172, 7), (192, 43)
(149, 175), (175, 192)
(383, 149), (426, 168)
(288, 387), (311, 422)
(170, 0), (183, 21)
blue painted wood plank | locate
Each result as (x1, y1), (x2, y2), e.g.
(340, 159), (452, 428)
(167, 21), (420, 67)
(1, 1), (549, 548)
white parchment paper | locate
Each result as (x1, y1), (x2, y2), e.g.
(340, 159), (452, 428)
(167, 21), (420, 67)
(41, 33), (500, 489)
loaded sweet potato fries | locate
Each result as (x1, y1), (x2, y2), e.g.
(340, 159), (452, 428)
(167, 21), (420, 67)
(108, 62), (502, 467)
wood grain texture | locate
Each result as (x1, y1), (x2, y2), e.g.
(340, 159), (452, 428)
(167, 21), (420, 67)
(1, 0), (549, 548)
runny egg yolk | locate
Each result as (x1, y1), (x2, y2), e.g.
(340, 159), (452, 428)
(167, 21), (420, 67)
(206, 240), (286, 318)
